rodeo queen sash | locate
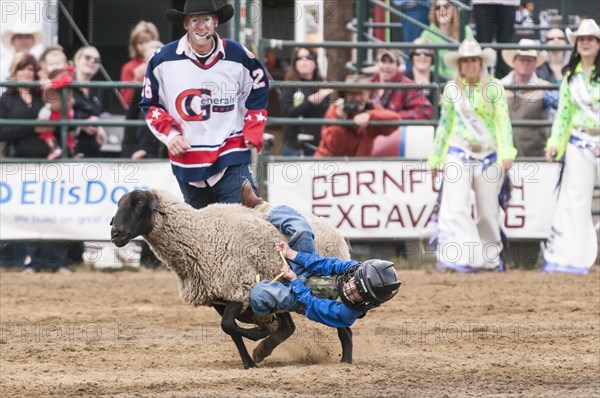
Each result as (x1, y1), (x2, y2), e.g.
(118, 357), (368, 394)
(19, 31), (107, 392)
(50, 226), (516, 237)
(452, 84), (497, 152)
(570, 74), (600, 125)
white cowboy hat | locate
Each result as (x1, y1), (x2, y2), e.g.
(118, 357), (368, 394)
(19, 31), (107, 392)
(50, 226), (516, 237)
(1, 23), (44, 50)
(565, 19), (600, 44)
(444, 39), (496, 70)
(501, 39), (547, 68)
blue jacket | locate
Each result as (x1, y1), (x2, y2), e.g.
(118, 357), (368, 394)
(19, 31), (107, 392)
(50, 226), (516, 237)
(290, 252), (364, 328)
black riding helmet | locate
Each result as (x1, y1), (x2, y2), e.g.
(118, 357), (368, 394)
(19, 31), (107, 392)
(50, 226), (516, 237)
(336, 260), (401, 312)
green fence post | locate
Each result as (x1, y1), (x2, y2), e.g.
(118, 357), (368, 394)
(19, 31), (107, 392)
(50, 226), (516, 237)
(60, 87), (68, 159)
(233, 0), (241, 42)
(356, 0), (368, 72)
(561, 0), (570, 28)
(245, 0), (254, 51)
(459, 7), (467, 41)
(258, 38), (266, 64)
(433, 50), (441, 120)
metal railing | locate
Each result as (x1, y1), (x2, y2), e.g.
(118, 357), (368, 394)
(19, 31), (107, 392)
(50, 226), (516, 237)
(260, 38), (566, 118)
(0, 79), (561, 135)
(1, 81), (598, 217)
(0, 34), (569, 159)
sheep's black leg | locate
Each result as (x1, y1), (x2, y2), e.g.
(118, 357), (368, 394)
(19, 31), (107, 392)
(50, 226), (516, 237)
(252, 312), (296, 364)
(219, 302), (272, 369)
(214, 304), (256, 369)
(337, 326), (353, 364)
(221, 302), (271, 341)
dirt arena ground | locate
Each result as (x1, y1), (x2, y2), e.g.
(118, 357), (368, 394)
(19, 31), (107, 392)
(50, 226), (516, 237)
(1, 267), (599, 398)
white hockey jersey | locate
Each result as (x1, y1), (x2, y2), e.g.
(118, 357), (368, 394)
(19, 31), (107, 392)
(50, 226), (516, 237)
(140, 34), (269, 182)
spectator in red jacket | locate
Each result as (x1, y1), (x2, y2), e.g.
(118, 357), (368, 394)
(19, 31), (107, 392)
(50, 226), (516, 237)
(37, 47), (76, 159)
(369, 48), (433, 120)
(314, 75), (400, 157)
(120, 21), (159, 109)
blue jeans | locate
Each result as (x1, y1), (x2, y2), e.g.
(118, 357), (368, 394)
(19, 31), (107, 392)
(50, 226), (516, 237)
(268, 205), (316, 281)
(250, 280), (299, 315)
(177, 164), (254, 209)
(250, 205), (318, 315)
(393, 1), (431, 71)
(280, 144), (303, 157)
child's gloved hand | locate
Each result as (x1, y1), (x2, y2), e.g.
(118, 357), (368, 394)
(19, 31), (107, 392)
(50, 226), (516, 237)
(37, 104), (52, 121)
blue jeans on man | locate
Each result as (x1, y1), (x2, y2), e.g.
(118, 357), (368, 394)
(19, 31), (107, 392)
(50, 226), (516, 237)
(177, 164), (254, 209)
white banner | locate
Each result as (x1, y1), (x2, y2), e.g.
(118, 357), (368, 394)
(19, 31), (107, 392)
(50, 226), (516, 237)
(266, 160), (561, 239)
(1, 162), (182, 240)
(1, 160), (564, 241)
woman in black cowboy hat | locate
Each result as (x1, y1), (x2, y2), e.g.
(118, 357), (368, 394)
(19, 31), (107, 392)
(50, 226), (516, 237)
(139, 0), (269, 211)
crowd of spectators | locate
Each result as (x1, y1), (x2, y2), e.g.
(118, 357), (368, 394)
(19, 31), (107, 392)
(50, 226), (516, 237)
(271, 1), (576, 160)
(0, 21), (163, 273)
(0, 2), (573, 161)
(0, 1), (595, 274)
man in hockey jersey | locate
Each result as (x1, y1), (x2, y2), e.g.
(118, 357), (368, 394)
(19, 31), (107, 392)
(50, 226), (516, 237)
(140, 0), (269, 208)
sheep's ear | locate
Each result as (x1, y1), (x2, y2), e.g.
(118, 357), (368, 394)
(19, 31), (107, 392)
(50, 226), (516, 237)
(149, 195), (166, 216)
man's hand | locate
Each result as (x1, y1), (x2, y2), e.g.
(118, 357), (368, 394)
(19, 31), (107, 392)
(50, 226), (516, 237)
(502, 159), (513, 172)
(280, 262), (297, 282)
(353, 112), (370, 128)
(275, 241), (298, 261)
(245, 140), (256, 149)
(168, 134), (191, 156)
(545, 147), (556, 163)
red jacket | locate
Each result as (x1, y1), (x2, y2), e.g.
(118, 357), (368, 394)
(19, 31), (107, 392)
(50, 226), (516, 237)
(120, 57), (145, 109)
(315, 103), (400, 157)
(369, 72), (433, 120)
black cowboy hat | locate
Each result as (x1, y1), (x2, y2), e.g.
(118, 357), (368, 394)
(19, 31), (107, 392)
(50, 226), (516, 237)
(166, 0), (234, 27)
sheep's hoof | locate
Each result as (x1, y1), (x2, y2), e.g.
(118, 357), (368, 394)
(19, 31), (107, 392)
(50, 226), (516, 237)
(252, 346), (270, 364)
(244, 361), (257, 369)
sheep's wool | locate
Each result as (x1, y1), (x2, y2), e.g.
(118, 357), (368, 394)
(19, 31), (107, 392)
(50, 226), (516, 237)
(144, 189), (350, 310)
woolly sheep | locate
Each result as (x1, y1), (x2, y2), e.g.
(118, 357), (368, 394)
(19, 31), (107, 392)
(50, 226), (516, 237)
(110, 189), (353, 369)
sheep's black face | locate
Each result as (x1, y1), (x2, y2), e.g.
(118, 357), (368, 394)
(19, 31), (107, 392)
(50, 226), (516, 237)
(110, 190), (164, 247)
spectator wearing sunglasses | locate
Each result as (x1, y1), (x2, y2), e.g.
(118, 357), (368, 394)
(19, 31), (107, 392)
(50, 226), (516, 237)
(419, 0), (474, 80)
(369, 48), (434, 120)
(536, 28), (570, 84)
(71, 46), (108, 158)
(279, 47), (333, 156)
(405, 37), (448, 105)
